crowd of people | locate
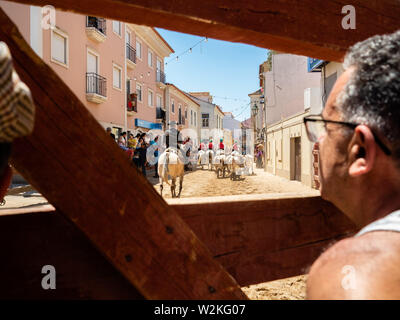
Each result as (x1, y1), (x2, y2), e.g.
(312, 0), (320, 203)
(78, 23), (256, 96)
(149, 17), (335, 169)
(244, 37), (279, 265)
(106, 125), (252, 176)
(106, 128), (160, 178)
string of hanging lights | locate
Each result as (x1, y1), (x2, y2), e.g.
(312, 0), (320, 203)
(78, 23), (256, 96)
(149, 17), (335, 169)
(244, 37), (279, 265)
(165, 37), (208, 66)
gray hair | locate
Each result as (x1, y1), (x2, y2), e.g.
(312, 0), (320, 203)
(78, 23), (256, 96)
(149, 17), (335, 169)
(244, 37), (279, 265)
(337, 30), (400, 162)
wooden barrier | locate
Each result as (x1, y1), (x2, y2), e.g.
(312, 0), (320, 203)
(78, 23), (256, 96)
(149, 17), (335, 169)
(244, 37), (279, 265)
(5, 0), (400, 61)
(0, 8), (247, 300)
(0, 195), (356, 298)
(0, 0), (386, 299)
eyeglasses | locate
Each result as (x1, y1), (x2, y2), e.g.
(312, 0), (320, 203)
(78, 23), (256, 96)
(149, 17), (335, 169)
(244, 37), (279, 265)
(303, 114), (392, 156)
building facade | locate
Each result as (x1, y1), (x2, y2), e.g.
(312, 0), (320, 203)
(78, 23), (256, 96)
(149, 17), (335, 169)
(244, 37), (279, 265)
(188, 92), (224, 144)
(261, 52), (321, 187)
(248, 88), (265, 146)
(0, 1), (174, 139)
(165, 83), (201, 145)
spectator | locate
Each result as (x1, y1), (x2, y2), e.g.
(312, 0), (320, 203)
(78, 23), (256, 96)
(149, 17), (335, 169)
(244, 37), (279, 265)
(150, 136), (159, 178)
(128, 133), (137, 149)
(106, 127), (115, 140)
(306, 31), (400, 299)
(136, 135), (147, 176)
(118, 132), (133, 160)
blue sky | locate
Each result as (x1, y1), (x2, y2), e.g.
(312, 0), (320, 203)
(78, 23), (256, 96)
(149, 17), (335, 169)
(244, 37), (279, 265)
(156, 28), (268, 122)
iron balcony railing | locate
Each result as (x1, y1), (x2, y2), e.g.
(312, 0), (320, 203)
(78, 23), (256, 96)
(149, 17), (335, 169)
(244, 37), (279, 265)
(86, 72), (107, 97)
(86, 16), (107, 35)
(156, 69), (166, 84)
(126, 44), (136, 64)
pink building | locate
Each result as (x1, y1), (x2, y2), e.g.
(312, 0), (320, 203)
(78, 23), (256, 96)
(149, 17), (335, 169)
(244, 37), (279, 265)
(165, 83), (201, 145)
(0, 1), (174, 137)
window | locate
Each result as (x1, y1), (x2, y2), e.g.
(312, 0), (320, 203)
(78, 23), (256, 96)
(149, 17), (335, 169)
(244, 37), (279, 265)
(148, 50), (153, 68)
(171, 99), (175, 113)
(191, 110), (193, 125)
(157, 95), (162, 108)
(202, 113), (209, 128)
(195, 112), (197, 126)
(51, 29), (68, 66)
(185, 107), (188, 119)
(87, 49), (98, 73)
(148, 89), (153, 107)
(136, 84), (142, 101)
(136, 40), (142, 59)
(112, 21), (121, 36)
(113, 64), (122, 89)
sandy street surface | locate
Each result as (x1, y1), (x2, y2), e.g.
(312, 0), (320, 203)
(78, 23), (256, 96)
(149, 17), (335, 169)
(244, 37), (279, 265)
(150, 167), (320, 199)
(2, 167), (318, 300)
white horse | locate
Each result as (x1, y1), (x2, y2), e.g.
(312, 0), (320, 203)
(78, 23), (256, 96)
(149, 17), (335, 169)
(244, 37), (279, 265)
(205, 149), (214, 170)
(197, 150), (208, 169)
(244, 154), (255, 175)
(158, 148), (185, 198)
(214, 149), (228, 178)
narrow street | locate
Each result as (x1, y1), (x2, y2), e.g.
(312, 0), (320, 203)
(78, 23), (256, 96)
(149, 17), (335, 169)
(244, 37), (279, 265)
(149, 167), (319, 199)
(1, 166), (318, 300)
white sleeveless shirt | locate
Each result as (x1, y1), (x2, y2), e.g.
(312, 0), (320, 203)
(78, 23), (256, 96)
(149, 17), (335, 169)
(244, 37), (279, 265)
(355, 210), (400, 237)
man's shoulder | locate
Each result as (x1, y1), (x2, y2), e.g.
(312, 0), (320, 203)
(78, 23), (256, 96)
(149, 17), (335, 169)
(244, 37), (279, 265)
(307, 232), (400, 299)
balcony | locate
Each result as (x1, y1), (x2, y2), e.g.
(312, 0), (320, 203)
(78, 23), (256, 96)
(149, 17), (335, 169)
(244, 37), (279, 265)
(127, 93), (137, 115)
(86, 73), (107, 103)
(86, 17), (107, 43)
(126, 44), (136, 69)
(156, 69), (166, 87)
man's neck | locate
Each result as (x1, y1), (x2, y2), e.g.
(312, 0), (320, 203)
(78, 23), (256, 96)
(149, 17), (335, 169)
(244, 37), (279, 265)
(350, 186), (400, 228)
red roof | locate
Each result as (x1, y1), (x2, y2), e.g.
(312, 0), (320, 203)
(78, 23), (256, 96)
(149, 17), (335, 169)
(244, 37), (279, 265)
(241, 118), (252, 128)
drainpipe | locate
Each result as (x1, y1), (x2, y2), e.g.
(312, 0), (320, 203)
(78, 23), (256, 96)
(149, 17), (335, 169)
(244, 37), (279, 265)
(123, 24), (127, 132)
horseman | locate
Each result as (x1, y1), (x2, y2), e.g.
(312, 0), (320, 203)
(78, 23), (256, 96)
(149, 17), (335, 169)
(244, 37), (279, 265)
(232, 140), (239, 152)
(219, 138), (224, 150)
(165, 121), (183, 150)
(208, 139), (214, 151)
(198, 140), (206, 151)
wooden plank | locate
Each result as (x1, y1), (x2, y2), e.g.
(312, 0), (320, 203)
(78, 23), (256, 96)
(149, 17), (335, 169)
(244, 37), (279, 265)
(6, 184), (34, 196)
(0, 8), (247, 300)
(0, 195), (356, 289)
(0, 211), (144, 299)
(5, 0), (400, 61)
(170, 195), (357, 286)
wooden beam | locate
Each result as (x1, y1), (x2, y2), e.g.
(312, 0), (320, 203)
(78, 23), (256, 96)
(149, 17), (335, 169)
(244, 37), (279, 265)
(171, 195), (357, 286)
(5, 0), (400, 61)
(0, 211), (144, 299)
(0, 8), (247, 300)
(0, 195), (356, 293)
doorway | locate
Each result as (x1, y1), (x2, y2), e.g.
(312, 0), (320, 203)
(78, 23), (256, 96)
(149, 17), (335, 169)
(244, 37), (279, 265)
(290, 137), (301, 182)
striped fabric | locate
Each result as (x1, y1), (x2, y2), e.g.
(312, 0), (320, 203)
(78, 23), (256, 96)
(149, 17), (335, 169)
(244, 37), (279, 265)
(0, 42), (35, 143)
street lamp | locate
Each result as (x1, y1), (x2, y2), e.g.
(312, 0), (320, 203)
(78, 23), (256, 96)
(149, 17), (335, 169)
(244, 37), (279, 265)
(251, 102), (258, 155)
(251, 102), (258, 117)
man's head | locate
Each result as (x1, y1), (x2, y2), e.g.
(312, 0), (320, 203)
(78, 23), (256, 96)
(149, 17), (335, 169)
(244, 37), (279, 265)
(106, 127), (111, 133)
(317, 30), (400, 224)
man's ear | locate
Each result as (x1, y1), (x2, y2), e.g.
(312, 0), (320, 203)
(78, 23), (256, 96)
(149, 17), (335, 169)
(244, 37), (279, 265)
(348, 125), (376, 177)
